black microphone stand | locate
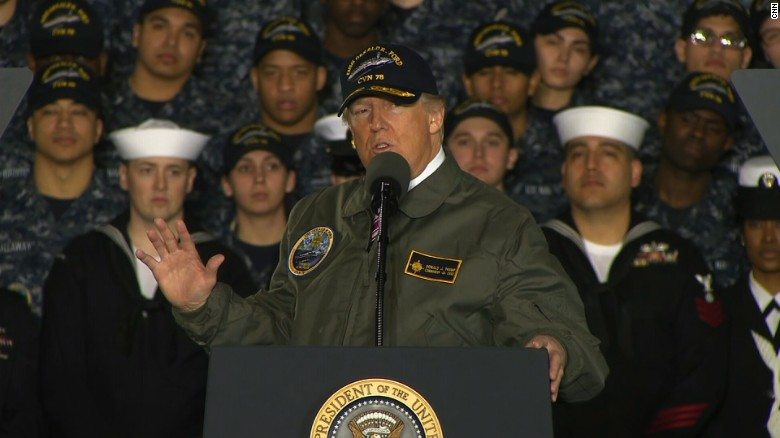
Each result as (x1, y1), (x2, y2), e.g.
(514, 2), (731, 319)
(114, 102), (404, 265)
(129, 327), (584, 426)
(374, 181), (396, 347)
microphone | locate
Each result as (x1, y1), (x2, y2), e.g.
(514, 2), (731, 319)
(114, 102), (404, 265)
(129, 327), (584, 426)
(365, 152), (411, 214)
(364, 152), (410, 347)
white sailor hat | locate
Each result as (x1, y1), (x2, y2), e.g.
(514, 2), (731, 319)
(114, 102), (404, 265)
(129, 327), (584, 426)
(739, 155), (780, 188)
(553, 106), (650, 150)
(109, 119), (210, 161)
(314, 113), (348, 142)
(737, 155), (780, 219)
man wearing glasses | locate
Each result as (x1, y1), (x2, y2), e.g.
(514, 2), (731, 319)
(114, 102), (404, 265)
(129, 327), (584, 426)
(675, 0), (753, 80)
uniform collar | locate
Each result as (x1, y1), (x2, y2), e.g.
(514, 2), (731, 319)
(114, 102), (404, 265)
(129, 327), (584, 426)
(750, 270), (779, 311)
(342, 150), (461, 219)
(409, 146), (445, 191)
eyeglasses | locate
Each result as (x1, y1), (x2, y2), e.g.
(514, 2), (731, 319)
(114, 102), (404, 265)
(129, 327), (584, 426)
(689, 28), (747, 50)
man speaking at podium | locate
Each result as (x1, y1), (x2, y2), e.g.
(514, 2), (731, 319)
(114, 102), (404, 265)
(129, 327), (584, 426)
(137, 44), (608, 403)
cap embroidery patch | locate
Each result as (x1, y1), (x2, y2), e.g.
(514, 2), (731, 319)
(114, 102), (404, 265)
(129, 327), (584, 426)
(41, 3), (90, 31)
(263, 19), (311, 41)
(345, 45), (404, 83)
(551, 3), (597, 26)
(289, 227), (334, 276)
(404, 250), (462, 284)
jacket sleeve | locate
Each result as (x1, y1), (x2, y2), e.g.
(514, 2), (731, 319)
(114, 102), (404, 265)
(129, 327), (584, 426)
(644, 244), (727, 436)
(39, 249), (112, 436)
(173, 202), (310, 349)
(491, 213), (609, 403)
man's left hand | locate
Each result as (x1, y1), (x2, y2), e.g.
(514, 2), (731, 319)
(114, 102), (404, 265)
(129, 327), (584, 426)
(525, 335), (567, 402)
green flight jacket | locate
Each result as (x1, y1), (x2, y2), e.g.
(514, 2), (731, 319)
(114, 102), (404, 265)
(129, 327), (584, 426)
(174, 154), (608, 402)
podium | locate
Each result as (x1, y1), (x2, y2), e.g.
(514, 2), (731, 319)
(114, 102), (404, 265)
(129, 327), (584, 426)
(204, 346), (553, 437)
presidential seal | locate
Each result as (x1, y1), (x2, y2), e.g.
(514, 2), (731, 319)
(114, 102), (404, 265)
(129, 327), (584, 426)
(289, 227), (334, 276)
(311, 378), (443, 438)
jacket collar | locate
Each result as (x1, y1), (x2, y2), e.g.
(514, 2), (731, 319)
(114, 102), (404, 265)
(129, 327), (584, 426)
(342, 152), (462, 219)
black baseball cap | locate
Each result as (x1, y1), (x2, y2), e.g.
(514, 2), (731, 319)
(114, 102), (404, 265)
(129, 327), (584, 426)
(338, 43), (439, 116)
(27, 60), (101, 117)
(666, 71), (739, 132)
(223, 123), (294, 174)
(137, 0), (212, 35)
(681, 0), (752, 45)
(532, 1), (599, 53)
(464, 21), (536, 76)
(253, 16), (323, 66)
(444, 99), (514, 144)
(29, 0), (104, 59)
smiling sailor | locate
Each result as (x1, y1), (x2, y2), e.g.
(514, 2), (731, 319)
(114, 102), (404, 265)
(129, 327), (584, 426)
(137, 43), (608, 403)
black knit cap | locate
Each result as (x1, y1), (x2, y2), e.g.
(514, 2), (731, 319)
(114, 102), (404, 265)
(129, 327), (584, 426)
(223, 123), (293, 174)
(666, 71), (739, 132)
(253, 16), (323, 65)
(681, 0), (753, 46)
(532, 1), (599, 53)
(464, 21), (536, 76)
(29, 0), (104, 59)
(338, 43), (439, 116)
(444, 99), (514, 144)
(27, 60), (102, 117)
(137, 0), (212, 36)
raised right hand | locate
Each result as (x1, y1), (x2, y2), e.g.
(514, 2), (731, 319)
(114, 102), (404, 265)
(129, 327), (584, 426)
(135, 218), (224, 312)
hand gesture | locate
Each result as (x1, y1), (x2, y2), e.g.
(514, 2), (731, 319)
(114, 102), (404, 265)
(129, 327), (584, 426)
(135, 218), (224, 312)
(526, 334), (567, 402)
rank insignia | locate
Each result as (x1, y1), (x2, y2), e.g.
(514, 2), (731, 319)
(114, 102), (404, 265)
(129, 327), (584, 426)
(289, 227), (334, 276)
(404, 250), (462, 284)
(632, 241), (679, 267)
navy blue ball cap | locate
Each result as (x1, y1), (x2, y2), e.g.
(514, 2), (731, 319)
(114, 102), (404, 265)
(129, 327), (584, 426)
(444, 99), (514, 144)
(338, 43), (439, 116)
(223, 123), (293, 174)
(137, 0), (212, 35)
(254, 16), (323, 66)
(29, 0), (104, 59)
(464, 21), (536, 76)
(532, 1), (599, 53)
(666, 71), (739, 132)
(27, 60), (101, 117)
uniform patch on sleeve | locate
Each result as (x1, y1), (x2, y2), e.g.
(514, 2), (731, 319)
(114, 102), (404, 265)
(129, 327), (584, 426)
(632, 241), (679, 267)
(288, 227), (334, 276)
(404, 250), (462, 284)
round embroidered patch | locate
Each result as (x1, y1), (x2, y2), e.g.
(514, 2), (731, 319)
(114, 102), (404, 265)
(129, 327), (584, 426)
(289, 227), (335, 276)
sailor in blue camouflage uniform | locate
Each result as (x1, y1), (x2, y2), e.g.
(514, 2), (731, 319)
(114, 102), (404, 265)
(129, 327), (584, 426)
(444, 99), (519, 192)
(0, 61), (125, 316)
(656, 0), (765, 172)
(1, 0), (111, 153)
(378, 0), (526, 110)
(103, 0), (243, 227)
(214, 123), (296, 291)
(634, 72), (747, 288)
(301, 0), (390, 114)
(507, 1), (601, 223)
(241, 16), (332, 198)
